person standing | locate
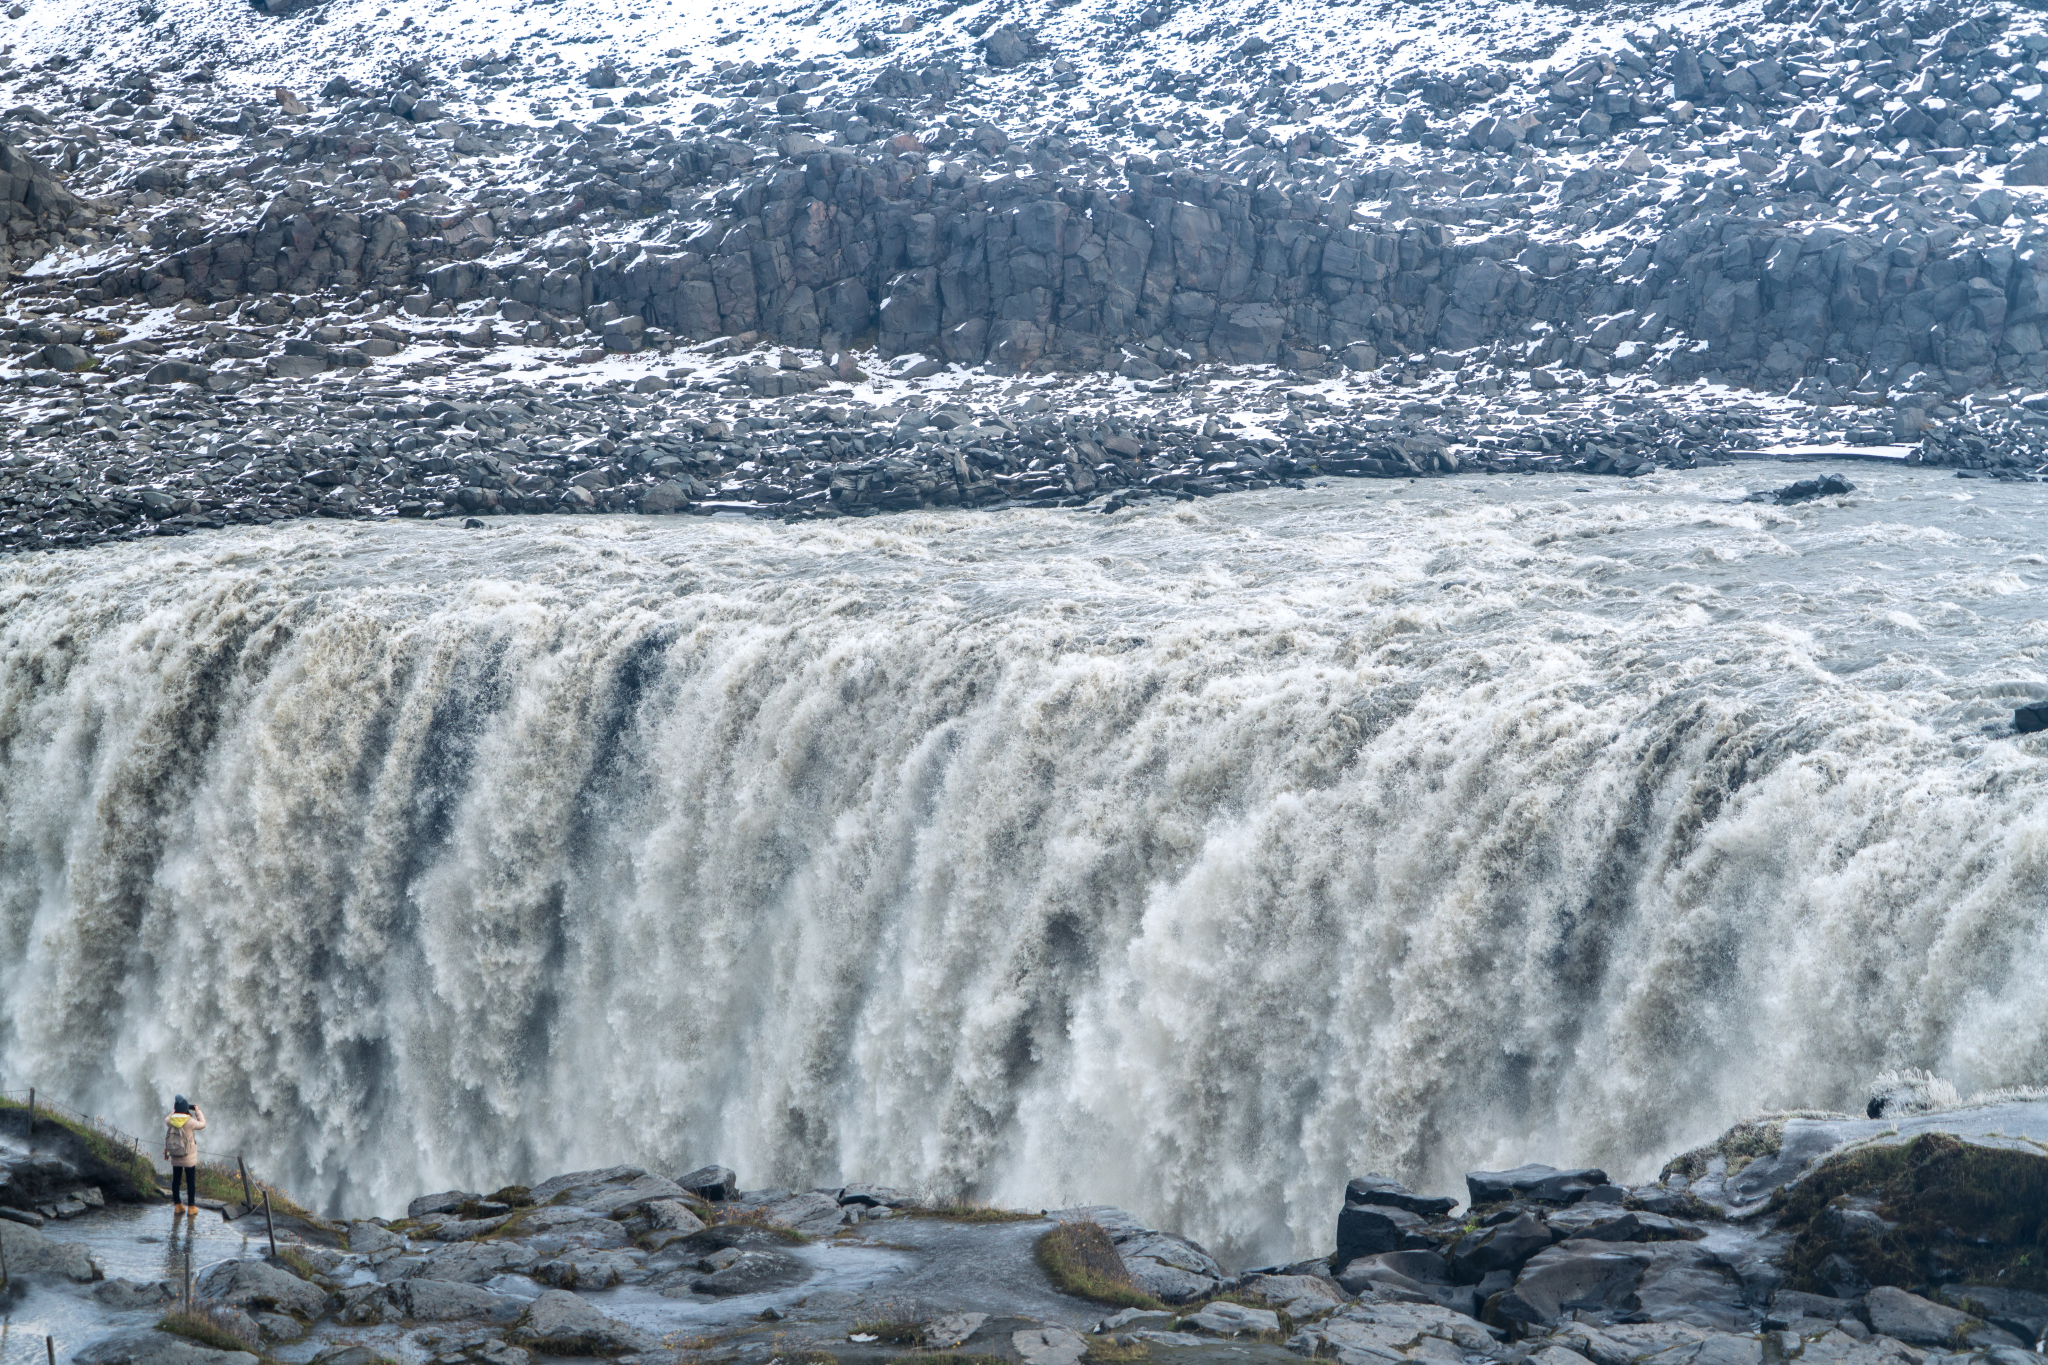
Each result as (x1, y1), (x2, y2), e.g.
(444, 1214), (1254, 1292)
(163, 1096), (206, 1214)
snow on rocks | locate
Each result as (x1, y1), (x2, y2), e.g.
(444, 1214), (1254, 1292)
(3, 0), (2048, 554)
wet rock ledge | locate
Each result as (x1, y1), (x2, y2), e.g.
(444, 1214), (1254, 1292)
(6, 1091), (2046, 1365)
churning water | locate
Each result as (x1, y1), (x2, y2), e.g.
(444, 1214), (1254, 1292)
(3, 468), (2046, 1265)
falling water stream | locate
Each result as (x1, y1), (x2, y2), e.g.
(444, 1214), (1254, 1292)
(3, 468), (2045, 1268)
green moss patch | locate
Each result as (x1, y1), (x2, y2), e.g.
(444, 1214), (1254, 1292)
(1773, 1132), (2048, 1295)
(1035, 1222), (1167, 1311)
(159, 1309), (259, 1353)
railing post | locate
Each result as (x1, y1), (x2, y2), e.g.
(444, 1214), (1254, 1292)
(263, 1191), (277, 1259)
(238, 1157), (254, 1210)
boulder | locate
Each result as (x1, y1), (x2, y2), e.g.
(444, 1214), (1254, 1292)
(396, 1278), (521, 1323)
(1544, 1206), (1705, 1243)
(0, 1221), (100, 1282)
(38, 343), (93, 372)
(512, 1289), (651, 1356)
(1864, 1285), (1982, 1347)
(1940, 1286), (2048, 1346)
(981, 24), (1040, 69)
(93, 1279), (177, 1311)
(684, 1246), (811, 1296)
(2004, 146), (2048, 186)
(412, 1240), (539, 1283)
(1241, 1271), (1343, 1307)
(2015, 704), (2047, 734)
(345, 1222), (404, 1256)
(1183, 1301), (1281, 1336)
(1345, 1174), (1458, 1218)
(1631, 1244), (1751, 1332)
(642, 1199), (705, 1233)
(1492, 1242), (1655, 1327)
(838, 1183), (913, 1208)
(1335, 1249), (1452, 1298)
(1337, 1203), (1429, 1261)
(761, 1191), (846, 1236)
(1466, 1165), (1610, 1205)
(195, 1259), (329, 1320)
(405, 1186), (473, 1219)
(73, 1331), (257, 1365)
(1449, 1211), (1555, 1279)
(528, 1166), (647, 1205)
(1011, 1326), (1086, 1365)
(1294, 1301), (1499, 1359)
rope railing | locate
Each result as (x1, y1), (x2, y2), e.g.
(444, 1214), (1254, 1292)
(0, 1088), (149, 1157)
(2, 1087), (308, 1224)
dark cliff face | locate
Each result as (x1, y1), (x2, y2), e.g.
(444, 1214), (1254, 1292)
(82, 127), (2048, 396)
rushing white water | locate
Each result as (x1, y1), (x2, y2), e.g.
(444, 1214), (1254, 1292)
(3, 467), (2047, 1264)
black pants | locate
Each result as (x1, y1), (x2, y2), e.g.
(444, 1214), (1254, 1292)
(170, 1166), (196, 1205)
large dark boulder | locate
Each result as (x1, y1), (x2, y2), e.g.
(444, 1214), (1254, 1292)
(1465, 1164), (1609, 1206)
(1491, 1242), (1654, 1327)
(1336, 1202), (1428, 1262)
(676, 1165), (737, 1201)
(980, 24), (1041, 68)
(1345, 1174), (1457, 1217)
(1449, 1210), (1555, 1280)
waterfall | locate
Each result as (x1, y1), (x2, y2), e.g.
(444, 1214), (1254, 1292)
(3, 485), (2045, 1265)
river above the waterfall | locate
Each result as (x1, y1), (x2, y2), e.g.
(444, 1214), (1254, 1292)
(3, 466), (2045, 1268)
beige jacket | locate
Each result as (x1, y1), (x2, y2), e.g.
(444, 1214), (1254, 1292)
(163, 1110), (206, 1168)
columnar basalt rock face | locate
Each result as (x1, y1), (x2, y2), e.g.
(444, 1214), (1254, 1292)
(79, 128), (2048, 400)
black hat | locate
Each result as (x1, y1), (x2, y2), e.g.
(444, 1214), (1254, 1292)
(173, 1095), (191, 1114)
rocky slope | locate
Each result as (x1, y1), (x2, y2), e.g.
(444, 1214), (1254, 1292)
(5, 0), (2048, 548)
(8, 1099), (2047, 1365)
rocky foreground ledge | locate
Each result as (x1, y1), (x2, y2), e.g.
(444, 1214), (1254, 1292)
(5, 1089), (2047, 1365)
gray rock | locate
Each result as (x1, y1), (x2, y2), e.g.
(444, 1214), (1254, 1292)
(0, 1221), (100, 1282)
(1241, 1271), (1343, 1306)
(412, 1241), (540, 1284)
(397, 1278), (522, 1323)
(1011, 1326), (1086, 1365)
(1183, 1302), (1281, 1336)
(980, 24), (1040, 69)
(1345, 1174), (1458, 1218)
(1864, 1285), (1981, 1348)
(761, 1190), (845, 1235)
(1467, 1164), (1610, 1205)
(526, 1165), (646, 1205)
(195, 1259), (329, 1321)
(1337, 1202), (1428, 1261)
(925, 1313), (990, 1349)
(406, 1190), (476, 1220)
(1544, 1206), (1706, 1242)
(512, 1288), (652, 1355)
(1449, 1210), (1554, 1278)
(1940, 1286), (2048, 1347)
(1631, 1244), (1752, 1332)
(684, 1246), (810, 1296)
(38, 343), (93, 372)
(249, 1313), (304, 1343)
(74, 1330), (258, 1365)
(346, 1222), (404, 1256)
(145, 360), (209, 386)
(93, 1278), (177, 1310)
(1493, 1241), (1656, 1327)
(641, 1199), (705, 1233)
